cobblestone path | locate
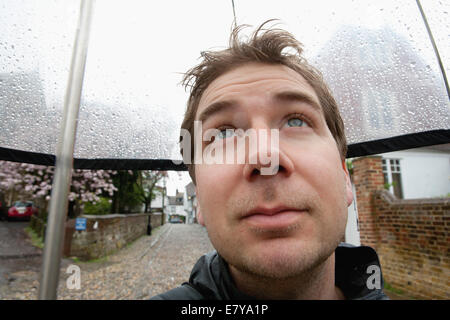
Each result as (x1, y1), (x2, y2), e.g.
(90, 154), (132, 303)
(0, 223), (214, 299)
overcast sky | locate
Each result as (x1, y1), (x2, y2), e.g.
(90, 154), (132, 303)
(0, 0), (448, 163)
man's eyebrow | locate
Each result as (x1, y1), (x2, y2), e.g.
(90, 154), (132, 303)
(197, 100), (237, 123)
(274, 90), (322, 113)
(197, 91), (322, 123)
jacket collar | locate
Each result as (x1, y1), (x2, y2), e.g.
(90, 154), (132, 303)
(189, 243), (388, 300)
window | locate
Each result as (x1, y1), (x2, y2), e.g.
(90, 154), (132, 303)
(382, 158), (404, 199)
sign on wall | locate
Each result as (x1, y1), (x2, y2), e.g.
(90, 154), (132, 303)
(75, 217), (87, 231)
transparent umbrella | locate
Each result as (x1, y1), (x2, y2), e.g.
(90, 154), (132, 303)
(0, 0), (448, 299)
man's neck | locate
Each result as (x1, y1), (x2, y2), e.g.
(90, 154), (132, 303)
(228, 253), (344, 300)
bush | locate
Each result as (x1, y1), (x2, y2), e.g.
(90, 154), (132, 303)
(83, 197), (112, 215)
(30, 215), (47, 239)
(25, 226), (44, 249)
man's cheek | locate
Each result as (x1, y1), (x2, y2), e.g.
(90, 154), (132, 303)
(196, 165), (231, 203)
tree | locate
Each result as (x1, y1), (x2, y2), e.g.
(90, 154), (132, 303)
(0, 160), (117, 218)
(110, 170), (142, 214)
(136, 170), (166, 213)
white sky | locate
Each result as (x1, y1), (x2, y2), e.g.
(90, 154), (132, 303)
(166, 171), (192, 197)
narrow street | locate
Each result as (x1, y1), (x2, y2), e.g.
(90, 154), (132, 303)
(0, 223), (214, 299)
(0, 221), (45, 292)
(0, 221), (41, 259)
(0, 221), (406, 300)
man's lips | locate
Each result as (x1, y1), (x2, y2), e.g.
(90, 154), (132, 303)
(243, 206), (306, 218)
(241, 206), (307, 230)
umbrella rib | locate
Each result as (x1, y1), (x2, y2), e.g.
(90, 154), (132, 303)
(415, 0), (450, 100)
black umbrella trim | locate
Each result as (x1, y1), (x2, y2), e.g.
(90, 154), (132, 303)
(346, 129), (450, 158)
(0, 129), (448, 169)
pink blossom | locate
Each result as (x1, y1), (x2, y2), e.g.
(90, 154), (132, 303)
(0, 160), (117, 206)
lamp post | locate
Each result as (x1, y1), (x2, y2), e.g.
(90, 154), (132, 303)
(161, 176), (166, 226)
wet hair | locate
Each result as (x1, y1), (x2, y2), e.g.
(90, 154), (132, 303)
(181, 20), (347, 184)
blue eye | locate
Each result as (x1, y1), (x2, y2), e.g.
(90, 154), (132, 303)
(286, 117), (307, 127)
(215, 128), (235, 140)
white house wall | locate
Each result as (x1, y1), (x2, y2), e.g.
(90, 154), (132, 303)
(150, 192), (164, 210)
(379, 149), (450, 199)
(168, 205), (187, 217)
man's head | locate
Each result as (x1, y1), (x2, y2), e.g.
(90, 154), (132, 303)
(181, 20), (347, 183)
(180, 21), (353, 281)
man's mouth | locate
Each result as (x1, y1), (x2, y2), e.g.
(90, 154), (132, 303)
(242, 206), (307, 230)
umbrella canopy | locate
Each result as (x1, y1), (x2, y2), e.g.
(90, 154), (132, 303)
(1, 0), (449, 301)
(0, 0), (448, 169)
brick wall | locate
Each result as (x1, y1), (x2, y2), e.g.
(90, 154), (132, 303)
(65, 213), (164, 260)
(352, 156), (385, 248)
(353, 156), (450, 299)
(374, 191), (449, 299)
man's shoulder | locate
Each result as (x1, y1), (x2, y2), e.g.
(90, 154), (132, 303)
(336, 242), (390, 300)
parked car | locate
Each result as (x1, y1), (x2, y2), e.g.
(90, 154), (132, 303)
(7, 201), (38, 221)
(169, 215), (184, 224)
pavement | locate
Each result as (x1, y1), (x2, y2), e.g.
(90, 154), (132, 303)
(0, 222), (214, 299)
(0, 221), (43, 289)
(0, 221), (411, 300)
(0, 221), (41, 259)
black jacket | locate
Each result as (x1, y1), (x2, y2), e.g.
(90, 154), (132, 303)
(151, 243), (389, 300)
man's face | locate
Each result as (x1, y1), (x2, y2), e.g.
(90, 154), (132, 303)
(194, 62), (353, 279)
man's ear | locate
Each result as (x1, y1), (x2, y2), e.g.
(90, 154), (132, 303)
(197, 207), (205, 226)
(342, 160), (354, 207)
(195, 186), (205, 226)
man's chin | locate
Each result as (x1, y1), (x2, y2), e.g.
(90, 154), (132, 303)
(229, 240), (329, 279)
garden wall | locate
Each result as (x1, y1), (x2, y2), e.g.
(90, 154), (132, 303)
(373, 191), (449, 299)
(64, 213), (164, 260)
(353, 156), (449, 299)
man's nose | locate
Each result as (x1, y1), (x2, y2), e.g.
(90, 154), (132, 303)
(242, 128), (294, 180)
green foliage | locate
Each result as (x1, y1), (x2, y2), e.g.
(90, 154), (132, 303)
(345, 159), (353, 175)
(24, 226), (44, 249)
(111, 171), (143, 213)
(384, 282), (404, 295)
(83, 197), (112, 215)
(384, 181), (397, 190)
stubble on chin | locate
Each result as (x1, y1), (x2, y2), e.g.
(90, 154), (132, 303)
(221, 184), (345, 280)
(229, 235), (337, 280)
(207, 178), (348, 280)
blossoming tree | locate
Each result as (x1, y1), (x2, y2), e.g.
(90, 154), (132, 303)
(0, 160), (117, 217)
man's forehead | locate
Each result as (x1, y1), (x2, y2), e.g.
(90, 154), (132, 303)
(196, 62), (322, 120)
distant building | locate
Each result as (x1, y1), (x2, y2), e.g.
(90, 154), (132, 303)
(167, 189), (186, 223)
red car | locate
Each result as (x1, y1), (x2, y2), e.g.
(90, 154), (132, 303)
(7, 201), (39, 220)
